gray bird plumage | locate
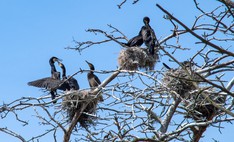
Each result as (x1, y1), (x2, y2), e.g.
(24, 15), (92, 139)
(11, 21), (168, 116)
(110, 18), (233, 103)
(85, 60), (103, 101)
(28, 57), (63, 103)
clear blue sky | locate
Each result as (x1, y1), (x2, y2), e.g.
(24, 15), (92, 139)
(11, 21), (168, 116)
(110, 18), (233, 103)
(0, 0), (232, 141)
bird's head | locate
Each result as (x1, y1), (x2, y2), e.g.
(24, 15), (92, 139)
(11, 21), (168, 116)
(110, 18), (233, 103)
(143, 16), (150, 24)
(50, 56), (62, 63)
(58, 61), (65, 69)
(58, 61), (66, 74)
(85, 60), (95, 71)
(58, 61), (66, 79)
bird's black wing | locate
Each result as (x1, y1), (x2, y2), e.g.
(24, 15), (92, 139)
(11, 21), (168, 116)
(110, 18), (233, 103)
(126, 35), (143, 47)
(28, 77), (63, 89)
(68, 77), (80, 90)
(28, 77), (51, 88)
(94, 75), (101, 85)
(149, 25), (157, 44)
(93, 75), (103, 101)
(57, 81), (70, 91)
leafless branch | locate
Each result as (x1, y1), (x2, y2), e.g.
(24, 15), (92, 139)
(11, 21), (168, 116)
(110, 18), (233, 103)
(156, 4), (234, 57)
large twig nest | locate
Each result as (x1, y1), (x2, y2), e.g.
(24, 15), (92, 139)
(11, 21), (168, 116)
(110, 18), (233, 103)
(184, 88), (225, 120)
(62, 90), (99, 128)
(162, 65), (226, 121)
(162, 67), (201, 98)
(118, 47), (159, 70)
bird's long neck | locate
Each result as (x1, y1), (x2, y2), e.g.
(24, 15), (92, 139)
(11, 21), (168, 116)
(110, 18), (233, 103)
(89, 70), (94, 75)
(90, 66), (95, 74)
(88, 70), (94, 76)
(145, 23), (151, 29)
(49, 60), (57, 74)
(61, 65), (67, 79)
(139, 23), (150, 35)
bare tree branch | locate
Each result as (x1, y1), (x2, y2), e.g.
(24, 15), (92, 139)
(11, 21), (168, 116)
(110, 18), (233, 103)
(156, 4), (234, 57)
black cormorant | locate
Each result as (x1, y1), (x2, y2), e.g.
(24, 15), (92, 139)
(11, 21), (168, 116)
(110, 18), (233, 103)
(58, 62), (79, 90)
(140, 17), (158, 55)
(85, 60), (104, 101)
(28, 56), (63, 103)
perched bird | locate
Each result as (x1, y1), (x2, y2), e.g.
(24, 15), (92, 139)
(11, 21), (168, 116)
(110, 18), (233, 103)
(123, 17), (158, 55)
(123, 33), (143, 47)
(49, 57), (61, 79)
(58, 62), (79, 90)
(28, 56), (63, 103)
(85, 60), (104, 101)
(85, 61), (101, 88)
(140, 17), (158, 55)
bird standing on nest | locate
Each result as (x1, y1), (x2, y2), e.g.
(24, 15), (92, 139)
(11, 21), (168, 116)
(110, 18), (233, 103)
(122, 17), (158, 55)
(85, 60), (104, 102)
(28, 56), (63, 103)
(140, 16), (158, 55)
(58, 62), (79, 91)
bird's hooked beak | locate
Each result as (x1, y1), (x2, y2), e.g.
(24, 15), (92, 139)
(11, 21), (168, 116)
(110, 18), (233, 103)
(57, 60), (66, 69)
(56, 58), (62, 62)
(53, 57), (62, 63)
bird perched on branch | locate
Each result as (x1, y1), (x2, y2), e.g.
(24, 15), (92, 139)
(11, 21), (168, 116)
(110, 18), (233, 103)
(140, 16), (158, 55)
(85, 60), (104, 102)
(58, 62), (79, 91)
(28, 57), (64, 103)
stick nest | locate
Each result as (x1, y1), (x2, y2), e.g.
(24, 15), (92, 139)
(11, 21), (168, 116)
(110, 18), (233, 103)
(62, 90), (99, 128)
(184, 88), (225, 120)
(118, 47), (159, 70)
(162, 67), (201, 98)
(162, 67), (225, 120)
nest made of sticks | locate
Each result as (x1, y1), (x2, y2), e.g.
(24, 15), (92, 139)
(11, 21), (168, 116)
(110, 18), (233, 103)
(184, 88), (225, 121)
(162, 65), (226, 121)
(162, 67), (201, 98)
(118, 47), (159, 70)
(62, 90), (99, 128)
